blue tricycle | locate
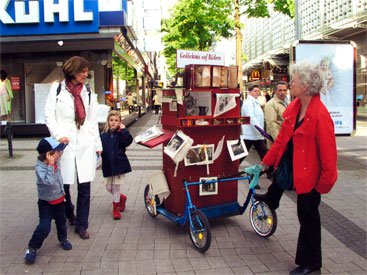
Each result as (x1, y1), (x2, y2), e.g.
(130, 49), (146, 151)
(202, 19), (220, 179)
(144, 168), (277, 252)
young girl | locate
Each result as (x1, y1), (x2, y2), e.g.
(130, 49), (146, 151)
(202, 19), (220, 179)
(100, 110), (133, 219)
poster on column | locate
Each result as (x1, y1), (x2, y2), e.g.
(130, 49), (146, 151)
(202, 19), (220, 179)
(294, 41), (355, 135)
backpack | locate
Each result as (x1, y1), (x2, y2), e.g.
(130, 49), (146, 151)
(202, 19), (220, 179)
(56, 83), (91, 105)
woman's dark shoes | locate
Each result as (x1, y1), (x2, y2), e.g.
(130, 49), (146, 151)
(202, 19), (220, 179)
(289, 266), (321, 275)
(75, 228), (90, 239)
(253, 193), (278, 209)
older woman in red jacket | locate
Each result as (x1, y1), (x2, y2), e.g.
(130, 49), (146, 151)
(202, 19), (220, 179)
(255, 62), (337, 275)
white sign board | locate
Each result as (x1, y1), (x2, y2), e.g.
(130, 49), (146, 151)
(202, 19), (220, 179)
(177, 50), (225, 68)
(295, 42), (355, 135)
(34, 83), (52, 124)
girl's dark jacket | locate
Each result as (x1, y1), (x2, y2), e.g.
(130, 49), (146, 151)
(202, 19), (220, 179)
(101, 129), (133, 177)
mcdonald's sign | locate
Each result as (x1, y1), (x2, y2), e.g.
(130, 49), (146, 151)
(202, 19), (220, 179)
(250, 69), (261, 81)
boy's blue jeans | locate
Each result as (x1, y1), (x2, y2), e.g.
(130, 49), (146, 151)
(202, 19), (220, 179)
(28, 200), (67, 249)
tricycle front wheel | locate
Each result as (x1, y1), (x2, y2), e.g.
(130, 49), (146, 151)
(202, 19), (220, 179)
(249, 201), (277, 238)
(144, 184), (158, 217)
(188, 210), (211, 252)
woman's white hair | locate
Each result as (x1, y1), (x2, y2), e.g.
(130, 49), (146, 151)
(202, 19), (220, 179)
(289, 62), (323, 96)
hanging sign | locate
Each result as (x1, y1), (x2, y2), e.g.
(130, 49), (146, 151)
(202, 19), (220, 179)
(250, 69), (261, 81)
(177, 50), (225, 68)
(10, 76), (20, 91)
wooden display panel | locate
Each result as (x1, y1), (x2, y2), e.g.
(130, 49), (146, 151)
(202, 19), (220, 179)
(162, 127), (241, 216)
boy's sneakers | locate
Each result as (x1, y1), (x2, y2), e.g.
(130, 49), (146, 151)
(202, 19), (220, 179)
(60, 240), (73, 250)
(24, 248), (37, 264)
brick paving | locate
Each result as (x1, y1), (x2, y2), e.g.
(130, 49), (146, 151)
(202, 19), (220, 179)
(0, 112), (366, 274)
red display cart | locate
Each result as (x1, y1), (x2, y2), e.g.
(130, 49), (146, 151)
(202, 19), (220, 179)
(140, 64), (277, 252)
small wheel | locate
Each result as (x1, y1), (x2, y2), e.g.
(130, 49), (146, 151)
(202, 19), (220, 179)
(249, 201), (277, 238)
(188, 210), (211, 252)
(144, 184), (157, 217)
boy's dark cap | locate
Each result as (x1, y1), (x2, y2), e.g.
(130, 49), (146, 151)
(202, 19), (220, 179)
(37, 137), (67, 154)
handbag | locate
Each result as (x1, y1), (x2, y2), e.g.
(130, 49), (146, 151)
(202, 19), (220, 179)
(275, 153), (293, 190)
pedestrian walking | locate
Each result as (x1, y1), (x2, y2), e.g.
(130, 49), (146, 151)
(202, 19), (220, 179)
(153, 92), (161, 115)
(44, 56), (102, 240)
(127, 92), (135, 114)
(255, 62), (338, 275)
(264, 81), (288, 149)
(100, 110), (133, 220)
(240, 85), (267, 166)
(25, 137), (72, 265)
(0, 70), (13, 122)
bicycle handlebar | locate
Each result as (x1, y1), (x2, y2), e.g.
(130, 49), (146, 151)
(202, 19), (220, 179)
(183, 169), (266, 184)
(217, 170), (265, 181)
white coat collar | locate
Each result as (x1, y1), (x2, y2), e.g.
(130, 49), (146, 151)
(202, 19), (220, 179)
(248, 94), (260, 105)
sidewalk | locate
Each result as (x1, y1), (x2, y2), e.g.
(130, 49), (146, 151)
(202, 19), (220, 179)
(0, 112), (366, 274)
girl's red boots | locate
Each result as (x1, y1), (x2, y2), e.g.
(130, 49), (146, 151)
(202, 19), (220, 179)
(119, 194), (127, 212)
(112, 202), (121, 220)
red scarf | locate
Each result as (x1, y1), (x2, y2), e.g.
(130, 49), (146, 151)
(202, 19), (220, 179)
(66, 81), (86, 129)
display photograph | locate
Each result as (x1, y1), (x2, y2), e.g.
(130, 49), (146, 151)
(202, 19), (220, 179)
(199, 177), (218, 196)
(227, 139), (248, 161)
(184, 144), (214, 166)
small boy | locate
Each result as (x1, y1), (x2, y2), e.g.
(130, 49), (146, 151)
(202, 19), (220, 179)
(24, 137), (72, 264)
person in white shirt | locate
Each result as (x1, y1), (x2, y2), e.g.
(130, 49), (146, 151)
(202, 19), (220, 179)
(240, 85), (267, 167)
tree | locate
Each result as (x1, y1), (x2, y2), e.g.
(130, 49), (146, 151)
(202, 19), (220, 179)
(241, 0), (294, 18)
(162, 0), (294, 77)
(162, 0), (235, 75)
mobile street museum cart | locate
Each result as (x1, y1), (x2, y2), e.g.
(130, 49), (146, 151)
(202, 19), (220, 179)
(136, 61), (277, 252)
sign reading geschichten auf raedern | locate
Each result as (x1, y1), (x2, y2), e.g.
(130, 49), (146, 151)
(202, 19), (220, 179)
(177, 50), (225, 68)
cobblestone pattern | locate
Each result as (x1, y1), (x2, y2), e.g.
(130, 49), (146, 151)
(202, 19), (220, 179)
(0, 112), (366, 274)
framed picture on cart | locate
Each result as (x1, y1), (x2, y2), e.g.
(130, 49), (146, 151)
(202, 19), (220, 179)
(199, 177), (218, 196)
(227, 139), (248, 161)
(184, 144), (214, 166)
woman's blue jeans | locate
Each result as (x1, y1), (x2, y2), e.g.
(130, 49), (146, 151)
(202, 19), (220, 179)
(64, 181), (90, 231)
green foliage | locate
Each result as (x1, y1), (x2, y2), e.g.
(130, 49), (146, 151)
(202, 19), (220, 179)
(273, 0), (294, 18)
(112, 52), (135, 81)
(242, 53), (248, 62)
(162, 0), (294, 76)
(162, 0), (234, 75)
(240, 0), (294, 17)
(241, 0), (270, 17)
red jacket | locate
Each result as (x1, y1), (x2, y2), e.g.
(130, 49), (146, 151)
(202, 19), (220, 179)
(263, 94), (337, 194)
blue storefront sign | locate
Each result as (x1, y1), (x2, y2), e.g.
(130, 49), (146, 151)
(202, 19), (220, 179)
(0, 0), (127, 36)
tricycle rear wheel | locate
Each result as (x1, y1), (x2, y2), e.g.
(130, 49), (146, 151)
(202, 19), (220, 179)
(188, 210), (211, 252)
(249, 201), (277, 237)
(144, 184), (158, 217)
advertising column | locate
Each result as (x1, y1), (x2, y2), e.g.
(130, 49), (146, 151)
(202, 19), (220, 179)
(293, 41), (356, 135)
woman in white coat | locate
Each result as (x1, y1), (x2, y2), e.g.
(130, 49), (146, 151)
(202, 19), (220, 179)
(240, 84), (267, 159)
(240, 85), (268, 185)
(45, 56), (102, 239)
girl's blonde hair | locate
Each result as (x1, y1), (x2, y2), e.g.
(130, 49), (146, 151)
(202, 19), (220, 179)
(103, 110), (121, 132)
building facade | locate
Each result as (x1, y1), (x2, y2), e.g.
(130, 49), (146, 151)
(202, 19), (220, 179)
(242, 0), (367, 104)
(0, 0), (154, 135)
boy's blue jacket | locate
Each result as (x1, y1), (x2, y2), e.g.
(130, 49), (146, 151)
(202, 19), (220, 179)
(101, 129), (133, 177)
(35, 160), (64, 201)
